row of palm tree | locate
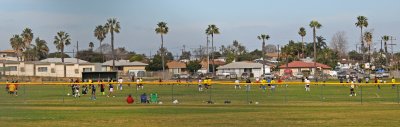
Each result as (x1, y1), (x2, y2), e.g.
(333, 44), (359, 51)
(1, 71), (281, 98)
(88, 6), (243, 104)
(10, 28), (49, 61)
(93, 18), (120, 70)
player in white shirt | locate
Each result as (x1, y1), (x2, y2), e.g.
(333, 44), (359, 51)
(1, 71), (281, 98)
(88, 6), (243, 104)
(305, 77), (310, 92)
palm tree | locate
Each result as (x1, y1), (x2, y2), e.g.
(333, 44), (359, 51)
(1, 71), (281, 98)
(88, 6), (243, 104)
(54, 31), (71, 77)
(298, 27), (306, 58)
(94, 25), (106, 62)
(257, 34), (270, 75)
(10, 35), (24, 61)
(104, 18), (121, 71)
(364, 31), (373, 62)
(21, 28), (34, 61)
(309, 20), (322, 77)
(382, 35), (390, 66)
(89, 42), (94, 51)
(155, 21), (169, 79)
(355, 16), (368, 56)
(205, 24), (220, 74)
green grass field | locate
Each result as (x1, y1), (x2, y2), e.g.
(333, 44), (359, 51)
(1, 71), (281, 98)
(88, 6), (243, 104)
(1, 83), (400, 127)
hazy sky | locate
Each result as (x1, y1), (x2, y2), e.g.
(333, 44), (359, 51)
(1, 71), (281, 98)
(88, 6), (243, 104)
(1, 0), (399, 57)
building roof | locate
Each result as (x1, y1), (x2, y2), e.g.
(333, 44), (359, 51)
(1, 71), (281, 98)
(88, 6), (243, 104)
(266, 52), (279, 58)
(167, 61), (186, 69)
(278, 61), (331, 69)
(217, 61), (265, 69)
(102, 60), (148, 66)
(200, 60), (226, 70)
(0, 49), (16, 53)
(41, 58), (89, 63)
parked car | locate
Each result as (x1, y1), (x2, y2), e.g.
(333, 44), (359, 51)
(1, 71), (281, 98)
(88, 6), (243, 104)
(350, 72), (358, 79)
(294, 73), (304, 79)
(337, 71), (346, 79)
(241, 72), (253, 79)
(217, 72), (231, 78)
(191, 72), (204, 79)
(262, 73), (274, 79)
(382, 72), (390, 78)
(375, 72), (383, 78)
(179, 74), (190, 79)
(228, 72), (237, 79)
(204, 72), (214, 79)
(171, 74), (180, 79)
(307, 75), (315, 80)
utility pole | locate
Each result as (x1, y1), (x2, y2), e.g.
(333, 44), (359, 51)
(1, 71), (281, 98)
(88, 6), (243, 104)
(76, 41), (79, 64)
(389, 36), (397, 66)
(356, 44), (359, 53)
(206, 35), (209, 73)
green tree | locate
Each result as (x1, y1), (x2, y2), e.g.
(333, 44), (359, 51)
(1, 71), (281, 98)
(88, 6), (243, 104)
(10, 35), (24, 61)
(364, 31), (373, 62)
(146, 54), (167, 71)
(54, 31), (71, 77)
(186, 60), (202, 74)
(309, 20), (322, 76)
(94, 25), (106, 62)
(48, 52), (70, 58)
(348, 50), (363, 61)
(298, 27), (306, 58)
(129, 54), (145, 62)
(89, 42), (94, 51)
(180, 51), (191, 60)
(355, 16), (368, 53)
(21, 28), (34, 61)
(104, 18), (121, 70)
(257, 34), (270, 75)
(76, 50), (103, 63)
(34, 37), (49, 60)
(206, 24), (220, 73)
(155, 21), (169, 77)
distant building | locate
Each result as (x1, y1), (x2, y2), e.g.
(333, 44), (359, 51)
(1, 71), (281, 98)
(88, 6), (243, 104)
(0, 59), (97, 77)
(217, 61), (271, 77)
(279, 61), (331, 75)
(0, 49), (18, 61)
(198, 60), (226, 73)
(167, 61), (187, 74)
(102, 60), (147, 75)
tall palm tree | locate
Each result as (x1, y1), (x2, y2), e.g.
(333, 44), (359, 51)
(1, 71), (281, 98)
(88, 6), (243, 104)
(155, 21), (169, 79)
(205, 24), (220, 74)
(382, 35), (390, 53)
(10, 35), (24, 61)
(104, 18), (121, 71)
(298, 27), (306, 58)
(382, 35), (390, 66)
(364, 31), (373, 62)
(21, 28), (34, 61)
(89, 42), (94, 51)
(257, 34), (270, 75)
(309, 20), (322, 77)
(355, 16), (368, 55)
(94, 25), (106, 62)
(54, 31), (71, 77)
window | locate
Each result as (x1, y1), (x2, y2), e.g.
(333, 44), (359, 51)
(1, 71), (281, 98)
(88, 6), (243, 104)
(8, 66), (17, 71)
(38, 67), (48, 72)
(83, 68), (92, 72)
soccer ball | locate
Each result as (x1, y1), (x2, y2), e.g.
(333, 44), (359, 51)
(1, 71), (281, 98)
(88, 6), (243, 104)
(173, 100), (179, 104)
(158, 102), (163, 104)
(255, 102), (259, 104)
(67, 93), (70, 96)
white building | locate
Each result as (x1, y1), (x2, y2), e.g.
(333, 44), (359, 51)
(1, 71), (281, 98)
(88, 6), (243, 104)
(216, 61), (271, 77)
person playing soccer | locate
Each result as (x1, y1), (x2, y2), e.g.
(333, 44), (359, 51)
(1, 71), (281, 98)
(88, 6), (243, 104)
(198, 78), (203, 91)
(391, 77), (396, 89)
(118, 77), (123, 91)
(108, 80), (115, 97)
(270, 78), (276, 92)
(90, 81), (96, 100)
(235, 78), (241, 89)
(8, 81), (16, 96)
(261, 78), (267, 91)
(350, 81), (356, 96)
(100, 80), (106, 95)
(126, 94), (134, 104)
(305, 77), (310, 92)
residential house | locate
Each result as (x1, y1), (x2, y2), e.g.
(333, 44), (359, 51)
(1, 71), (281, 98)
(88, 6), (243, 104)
(0, 49), (18, 61)
(278, 61), (331, 76)
(102, 60), (148, 75)
(216, 61), (271, 77)
(198, 60), (226, 73)
(167, 61), (187, 74)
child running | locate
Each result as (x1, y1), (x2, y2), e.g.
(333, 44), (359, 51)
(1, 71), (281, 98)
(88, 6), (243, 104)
(91, 81), (96, 100)
(108, 80), (115, 97)
(350, 81), (356, 96)
(198, 78), (203, 91)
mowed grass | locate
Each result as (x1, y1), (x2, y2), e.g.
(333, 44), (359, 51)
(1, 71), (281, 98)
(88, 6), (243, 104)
(1, 82), (400, 127)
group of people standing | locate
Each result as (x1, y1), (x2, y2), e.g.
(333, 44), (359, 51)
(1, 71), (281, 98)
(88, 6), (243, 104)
(5, 80), (19, 96)
(69, 77), (127, 100)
